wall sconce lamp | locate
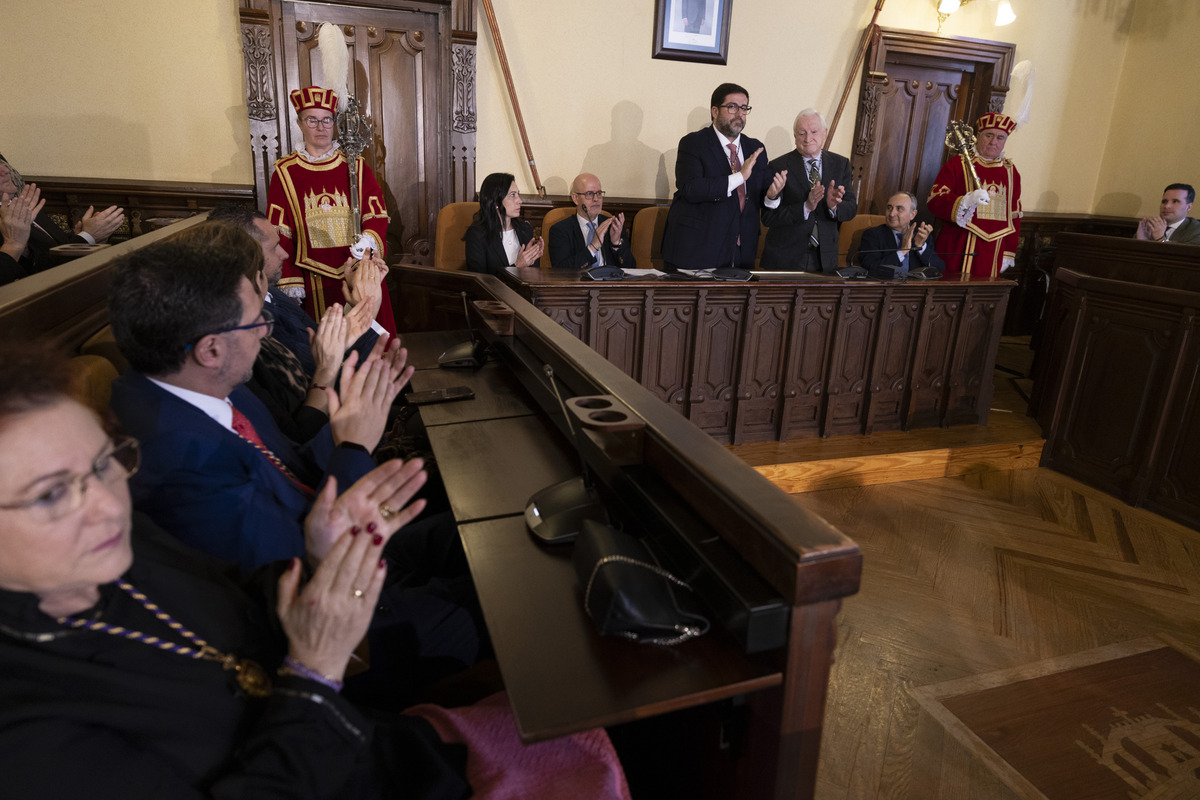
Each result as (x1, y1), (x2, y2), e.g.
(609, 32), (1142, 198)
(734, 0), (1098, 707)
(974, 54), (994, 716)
(937, 0), (1016, 33)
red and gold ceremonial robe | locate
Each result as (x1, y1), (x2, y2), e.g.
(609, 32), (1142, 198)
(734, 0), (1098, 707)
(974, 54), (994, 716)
(927, 153), (1022, 281)
(267, 150), (396, 334)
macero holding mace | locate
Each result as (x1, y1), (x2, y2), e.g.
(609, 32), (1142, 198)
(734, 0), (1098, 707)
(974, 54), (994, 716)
(266, 85), (397, 335)
(927, 112), (1022, 281)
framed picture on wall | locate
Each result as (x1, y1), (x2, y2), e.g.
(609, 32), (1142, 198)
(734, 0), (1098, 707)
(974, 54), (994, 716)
(652, 0), (732, 65)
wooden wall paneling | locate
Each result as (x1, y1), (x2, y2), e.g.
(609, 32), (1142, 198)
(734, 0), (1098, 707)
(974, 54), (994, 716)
(732, 288), (791, 444)
(779, 288), (837, 441)
(641, 291), (696, 412)
(687, 290), (745, 443)
(450, 0), (477, 203)
(904, 288), (961, 429)
(864, 288), (920, 434)
(944, 287), (1008, 426)
(590, 287), (643, 378)
(822, 288), (881, 437)
(1045, 295), (1182, 502)
(1145, 318), (1200, 528)
(240, 4), (284, 212)
(1027, 279), (1079, 431)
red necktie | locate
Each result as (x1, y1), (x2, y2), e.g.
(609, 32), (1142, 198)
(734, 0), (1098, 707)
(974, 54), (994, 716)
(230, 405), (315, 497)
(727, 143), (745, 211)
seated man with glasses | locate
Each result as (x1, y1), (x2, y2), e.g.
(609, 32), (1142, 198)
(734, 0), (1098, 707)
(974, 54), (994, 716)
(106, 229), (407, 572)
(266, 85), (397, 336)
(548, 173), (636, 270)
(660, 82), (787, 272)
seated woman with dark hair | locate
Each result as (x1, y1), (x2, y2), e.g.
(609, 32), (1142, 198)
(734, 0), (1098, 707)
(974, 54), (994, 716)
(463, 172), (544, 275)
(0, 343), (629, 799)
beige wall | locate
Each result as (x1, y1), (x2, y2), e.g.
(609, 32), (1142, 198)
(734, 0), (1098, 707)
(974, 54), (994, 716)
(2, 0), (1193, 218)
(2, 0), (251, 184)
(1093, 0), (1200, 218)
(477, 0), (1192, 216)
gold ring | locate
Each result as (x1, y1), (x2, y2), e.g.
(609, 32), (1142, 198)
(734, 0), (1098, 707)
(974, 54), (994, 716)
(352, 588), (364, 598)
(379, 503), (398, 520)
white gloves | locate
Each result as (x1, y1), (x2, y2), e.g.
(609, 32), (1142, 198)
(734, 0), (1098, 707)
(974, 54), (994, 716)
(348, 233), (377, 259)
(955, 188), (992, 227)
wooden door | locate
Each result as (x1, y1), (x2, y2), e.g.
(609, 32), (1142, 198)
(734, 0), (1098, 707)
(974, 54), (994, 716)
(279, 1), (450, 263)
(851, 30), (1015, 218)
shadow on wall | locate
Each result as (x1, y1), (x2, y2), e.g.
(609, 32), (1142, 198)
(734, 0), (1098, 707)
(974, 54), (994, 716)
(1093, 192), (1143, 217)
(659, 106), (717, 199)
(763, 126), (794, 170)
(581, 100), (669, 200)
(1035, 191), (1060, 214)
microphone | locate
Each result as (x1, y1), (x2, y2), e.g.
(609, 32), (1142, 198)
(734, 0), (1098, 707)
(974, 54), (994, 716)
(524, 365), (610, 544)
(437, 291), (488, 368)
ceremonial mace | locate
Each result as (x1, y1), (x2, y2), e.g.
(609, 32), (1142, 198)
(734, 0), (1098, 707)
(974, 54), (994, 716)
(336, 95), (373, 236)
(945, 120), (982, 192)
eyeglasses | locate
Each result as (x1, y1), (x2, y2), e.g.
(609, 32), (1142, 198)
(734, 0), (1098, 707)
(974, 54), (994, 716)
(717, 103), (752, 114)
(187, 307), (275, 349)
(573, 191), (605, 200)
(302, 116), (336, 129)
(0, 437), (140, 521)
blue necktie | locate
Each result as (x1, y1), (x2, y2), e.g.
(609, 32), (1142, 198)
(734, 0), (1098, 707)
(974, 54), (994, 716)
(585, 221), (598, 265)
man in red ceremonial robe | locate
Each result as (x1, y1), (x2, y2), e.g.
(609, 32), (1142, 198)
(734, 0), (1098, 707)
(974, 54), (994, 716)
(267, 85), (396, 334)
(927, 112), (1022, 281)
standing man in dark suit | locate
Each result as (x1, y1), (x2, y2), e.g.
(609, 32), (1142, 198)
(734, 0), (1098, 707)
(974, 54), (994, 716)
(661, 83), (787, 272)
(857, 192), (944, 278)
(548, 173), (636, 270)
(760, 109), (857, 272)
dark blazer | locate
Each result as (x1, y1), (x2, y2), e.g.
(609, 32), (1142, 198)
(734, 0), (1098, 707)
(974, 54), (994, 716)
(857, 223), (946, 275)
(760, 149), (857, 272)
(547, 213), (636, 270)
(464, 219), (533, 276)
(1168, 217), (1200, 244)
(661, 127), (772, 270)
(266, 286), (379, 379)
(0, 209), (85, 287)
(110, 373), (375, 572)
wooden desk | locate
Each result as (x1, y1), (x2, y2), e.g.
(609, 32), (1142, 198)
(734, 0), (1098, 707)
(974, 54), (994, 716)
(392, 267), (862, 799)
(484, 267), (1012, 444)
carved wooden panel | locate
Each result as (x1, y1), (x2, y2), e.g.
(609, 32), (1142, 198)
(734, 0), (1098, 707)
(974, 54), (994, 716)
(1048, 297), (1181, 499)
(1147, 330), (1200, 528)
(688, 292), (745, 442)
(502, 272), (1009, 444)
(824, 291), (882, 436)
(865, 292), (920, 433)
(641, 297), (695, 411)
(732, 289), (791, 444)
(780, 289), (838, 441)
(945, 290), (1008, 426)
(906, 291), (961, 429)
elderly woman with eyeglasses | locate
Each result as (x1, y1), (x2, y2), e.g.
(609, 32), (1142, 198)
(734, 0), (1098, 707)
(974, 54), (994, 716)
(463, 172), (544, 275)
(266, 86), (397, 336)
(0, 344), (630, 799)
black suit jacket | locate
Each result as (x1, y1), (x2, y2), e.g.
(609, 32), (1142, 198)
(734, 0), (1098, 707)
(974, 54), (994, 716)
(760, 149), (857, 272)
(464, 219), (533, 276)
(661, 127), (771, 270)
(857, 223), (945, 275)
(266, 287), (379, 378)
(547, 213), (636, 270)
(0, 209), (85, 287)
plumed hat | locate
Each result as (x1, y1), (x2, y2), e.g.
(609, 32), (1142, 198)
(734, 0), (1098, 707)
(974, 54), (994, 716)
(289, 86), (339, 116)
(975, 112), (1017, 135)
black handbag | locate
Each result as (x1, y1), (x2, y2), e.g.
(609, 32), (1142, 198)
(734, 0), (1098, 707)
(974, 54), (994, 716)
(572, 520), (710, 646)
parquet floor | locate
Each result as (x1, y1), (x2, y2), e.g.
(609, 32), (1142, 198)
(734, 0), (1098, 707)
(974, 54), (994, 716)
(729, 338), (1200, 799)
